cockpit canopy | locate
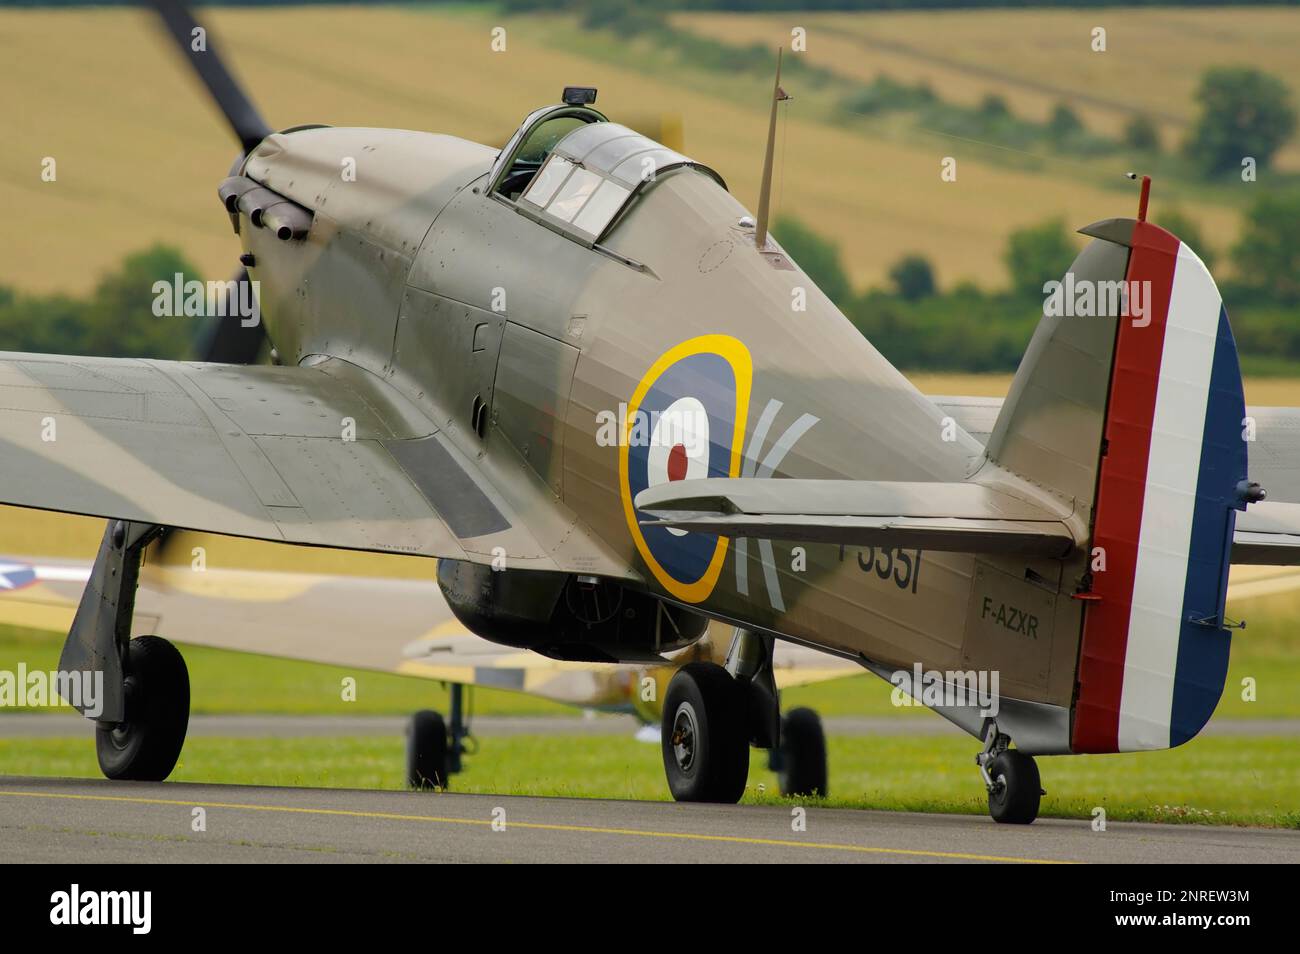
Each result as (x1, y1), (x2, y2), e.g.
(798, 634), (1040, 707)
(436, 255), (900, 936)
(491, 103), (727, 248)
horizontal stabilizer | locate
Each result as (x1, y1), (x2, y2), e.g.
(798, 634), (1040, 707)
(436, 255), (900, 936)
(634, 478), (1076, 557)
(1233, 501), (1300, 564)
(935, 395), (1300, 568)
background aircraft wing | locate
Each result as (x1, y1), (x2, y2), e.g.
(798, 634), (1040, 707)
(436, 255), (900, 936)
(0, 543), (858, 711)
(0, 352), (576, 571)
(1231, 501), (1300, 565)
(0, 549), (636, 708)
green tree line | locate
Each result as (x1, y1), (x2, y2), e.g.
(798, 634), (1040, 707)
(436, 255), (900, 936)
(0, 246), (205, 359)
(774, 189), (1300, 374)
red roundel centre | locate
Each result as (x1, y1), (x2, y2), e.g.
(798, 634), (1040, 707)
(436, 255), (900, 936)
(667, 443), (689, 482)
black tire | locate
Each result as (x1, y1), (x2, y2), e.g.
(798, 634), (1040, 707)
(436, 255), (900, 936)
(779, 707), (828, 797)
(95, 636), (189, 782)
(987, 750), (1041, 824)
(406, 709), (449, 789)
(661, 662), (749, 803)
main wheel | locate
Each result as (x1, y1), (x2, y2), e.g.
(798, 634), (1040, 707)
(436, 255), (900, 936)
(778, 707), (828, 797)
(406, 709), (449, 789)
(661, 662), (749, 803)
(96, 635), (189, 781)
(987, 750), (1041, 824)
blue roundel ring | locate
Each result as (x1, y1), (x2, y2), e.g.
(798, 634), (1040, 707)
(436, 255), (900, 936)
(618, 335), (752, 603)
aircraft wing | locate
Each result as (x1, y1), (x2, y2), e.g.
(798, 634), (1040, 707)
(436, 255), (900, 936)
(933, 395), (1300, 566)
(635, 478), (1076, 557)
(0, 352), (577, 571)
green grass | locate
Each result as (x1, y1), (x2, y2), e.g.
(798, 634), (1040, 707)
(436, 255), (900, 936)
(4, 603), (1294, 719)
(3, 733), (1296, 828)
(0, 624), (569, 717)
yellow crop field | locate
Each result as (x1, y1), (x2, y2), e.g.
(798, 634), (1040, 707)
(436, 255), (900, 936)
(0, 6), (1242, 296)
(676, 7), (1300, 169)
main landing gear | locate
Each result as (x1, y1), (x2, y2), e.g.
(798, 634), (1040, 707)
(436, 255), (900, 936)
(406, 683), (473, 789)
(61, 520), (191, 781)
(976, 724), (1043, 825)
(661, 629), (828, 802)
(662, 662), (750, 802)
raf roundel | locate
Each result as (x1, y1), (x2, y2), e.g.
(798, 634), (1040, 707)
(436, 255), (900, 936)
(619, 335), (752, 603)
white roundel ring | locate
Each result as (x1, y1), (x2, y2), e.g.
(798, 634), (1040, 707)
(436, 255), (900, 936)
(646, 397), (710, 536)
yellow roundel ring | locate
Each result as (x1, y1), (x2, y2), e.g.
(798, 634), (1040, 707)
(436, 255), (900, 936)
(618, 335), (752, 603)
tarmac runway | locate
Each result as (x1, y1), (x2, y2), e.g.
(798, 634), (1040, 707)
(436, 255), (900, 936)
(1, 775), (1298, 863)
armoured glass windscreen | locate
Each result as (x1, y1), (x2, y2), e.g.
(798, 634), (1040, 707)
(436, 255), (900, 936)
(514, 116), (587, 165)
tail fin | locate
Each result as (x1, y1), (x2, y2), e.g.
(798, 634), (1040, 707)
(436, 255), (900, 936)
(988, 216), (1248, 753)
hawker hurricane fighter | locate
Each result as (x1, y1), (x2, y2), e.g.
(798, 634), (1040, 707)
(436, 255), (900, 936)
(10, 2), (1300, 822)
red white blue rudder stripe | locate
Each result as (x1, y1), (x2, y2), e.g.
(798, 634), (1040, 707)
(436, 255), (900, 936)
(1072, 220), (1248, 753)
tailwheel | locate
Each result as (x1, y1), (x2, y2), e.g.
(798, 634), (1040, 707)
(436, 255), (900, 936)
(777, 707), (828, 797)
(406, 709), (449, 790)
(95, 635), (190, 782)
(985, 750), (1042, 825)
(662, 662), (749, 803)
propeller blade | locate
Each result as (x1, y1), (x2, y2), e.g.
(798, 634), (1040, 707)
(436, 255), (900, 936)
(197, 267), (268, 364)
(147, 0), (271, 154)
(161, 268), (265, 560)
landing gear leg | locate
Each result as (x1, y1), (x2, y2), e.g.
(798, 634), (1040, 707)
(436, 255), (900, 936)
(59, 520), (190, 782)
(447, 683), (468, 776)
(976, 723), (1042, 824)
(726, 628), (830, 797)
(723, 627), (780, 750)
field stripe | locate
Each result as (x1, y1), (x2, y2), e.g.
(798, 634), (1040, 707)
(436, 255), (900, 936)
(0, 789), (1073, 864)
